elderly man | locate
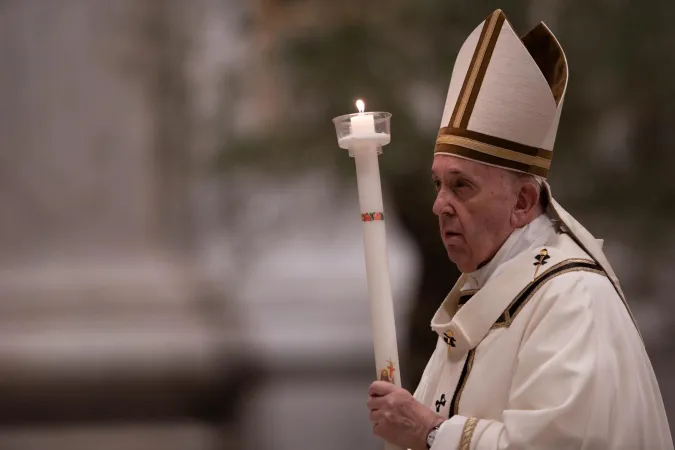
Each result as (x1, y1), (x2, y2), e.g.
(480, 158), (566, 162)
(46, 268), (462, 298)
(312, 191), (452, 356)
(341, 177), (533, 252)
(367, 9), (673, 450)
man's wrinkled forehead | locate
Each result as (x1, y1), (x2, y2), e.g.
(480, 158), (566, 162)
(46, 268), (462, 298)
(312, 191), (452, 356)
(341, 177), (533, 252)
(432, 154), (489, 178)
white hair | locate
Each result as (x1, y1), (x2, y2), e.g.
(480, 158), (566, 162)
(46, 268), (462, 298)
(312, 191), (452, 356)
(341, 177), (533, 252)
(507, 171), (548, 209)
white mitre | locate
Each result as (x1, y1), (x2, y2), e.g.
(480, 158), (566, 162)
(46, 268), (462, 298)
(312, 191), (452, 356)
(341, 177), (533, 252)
(435, 9), (566, 177)
(435, 9), (632, 316)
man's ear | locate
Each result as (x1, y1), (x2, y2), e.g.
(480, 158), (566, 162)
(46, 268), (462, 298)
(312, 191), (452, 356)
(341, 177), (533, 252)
(511, 181), (539, 228)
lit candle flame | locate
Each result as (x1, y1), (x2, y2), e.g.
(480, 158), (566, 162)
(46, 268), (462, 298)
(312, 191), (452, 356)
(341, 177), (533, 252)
(356, 99), (365, 114)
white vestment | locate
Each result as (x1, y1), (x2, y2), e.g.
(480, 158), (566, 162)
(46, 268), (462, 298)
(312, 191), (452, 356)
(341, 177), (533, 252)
(414, 213), (673, 450)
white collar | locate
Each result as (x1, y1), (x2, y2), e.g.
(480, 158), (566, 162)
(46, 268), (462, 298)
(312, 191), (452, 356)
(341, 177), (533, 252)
(462, 213), (555, 290)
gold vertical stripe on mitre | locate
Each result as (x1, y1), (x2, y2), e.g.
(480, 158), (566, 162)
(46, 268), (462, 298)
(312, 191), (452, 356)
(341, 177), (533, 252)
(449, 15), (491, 127)
(451, 10), (505, 129)
(436, 135), (552, 170)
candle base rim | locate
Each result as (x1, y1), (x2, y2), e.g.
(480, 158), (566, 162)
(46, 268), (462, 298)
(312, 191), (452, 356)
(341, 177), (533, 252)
(332, 111), (392, 123)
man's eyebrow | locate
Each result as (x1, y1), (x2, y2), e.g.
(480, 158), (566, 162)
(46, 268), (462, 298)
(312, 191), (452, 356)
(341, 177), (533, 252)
(431, 168), (465, 178)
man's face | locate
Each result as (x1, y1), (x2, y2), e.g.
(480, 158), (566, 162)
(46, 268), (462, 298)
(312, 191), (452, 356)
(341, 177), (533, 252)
(431, 155), (519, 273)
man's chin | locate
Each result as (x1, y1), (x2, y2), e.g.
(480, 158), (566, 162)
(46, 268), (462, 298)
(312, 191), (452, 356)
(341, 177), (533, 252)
(446, 248), (473, 273)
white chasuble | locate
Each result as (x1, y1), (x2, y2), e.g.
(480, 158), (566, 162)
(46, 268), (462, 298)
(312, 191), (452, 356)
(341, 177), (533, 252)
(413, 215), (673, 450)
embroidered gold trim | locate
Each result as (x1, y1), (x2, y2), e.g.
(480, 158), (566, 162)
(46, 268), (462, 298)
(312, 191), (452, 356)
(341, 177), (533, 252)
(438, 127), (553, 159)
(511, 267), (604, 320)
(443, 330), (457, 348)
(453, 12), (501, 128)
(458, 289), (479, 308)
(534, 258), (596, 279)
(451, 349), (476, 416)
(434, 147), (549, 178)
(451, 289), (479, 313)
(460, 288), (480, 297)
(460, 417), (479, 450)
(532, 248), (550, 280)
(490, 321), (508, 330)
(436, 135), (552, 169)
(489, 259), (603, 331)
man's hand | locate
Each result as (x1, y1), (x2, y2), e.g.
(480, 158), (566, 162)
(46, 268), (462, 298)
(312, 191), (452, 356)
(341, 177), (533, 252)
(367, 381), (445, 450)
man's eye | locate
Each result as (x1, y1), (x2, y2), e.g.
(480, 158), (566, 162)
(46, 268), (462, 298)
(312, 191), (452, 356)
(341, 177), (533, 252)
(453, 180), (472, 191)
(432, 180), (441, 191)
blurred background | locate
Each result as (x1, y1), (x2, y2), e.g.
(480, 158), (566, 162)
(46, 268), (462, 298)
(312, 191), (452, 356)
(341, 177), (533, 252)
(1, 0), (674, 449)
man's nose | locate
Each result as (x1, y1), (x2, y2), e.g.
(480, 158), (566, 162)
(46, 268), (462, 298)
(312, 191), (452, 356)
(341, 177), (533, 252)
(432, 191), (455, 217)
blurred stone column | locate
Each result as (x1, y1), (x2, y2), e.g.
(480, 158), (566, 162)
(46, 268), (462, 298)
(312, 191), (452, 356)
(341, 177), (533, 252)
(0, 1), (256, 448)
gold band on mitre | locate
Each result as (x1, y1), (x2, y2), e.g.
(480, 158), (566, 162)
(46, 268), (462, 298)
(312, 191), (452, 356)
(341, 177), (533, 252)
(435, 128), (552, 178)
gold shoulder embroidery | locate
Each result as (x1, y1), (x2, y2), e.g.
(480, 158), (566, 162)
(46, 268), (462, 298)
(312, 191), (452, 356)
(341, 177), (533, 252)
(491, 258), (603, 330)
(532, 248), (551, 280)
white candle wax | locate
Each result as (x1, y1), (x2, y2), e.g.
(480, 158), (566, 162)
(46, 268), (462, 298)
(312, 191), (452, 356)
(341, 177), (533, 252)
(351, 113), (375, 136)
(354, 147), (404, 450)
(355, 149), (400, 378)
